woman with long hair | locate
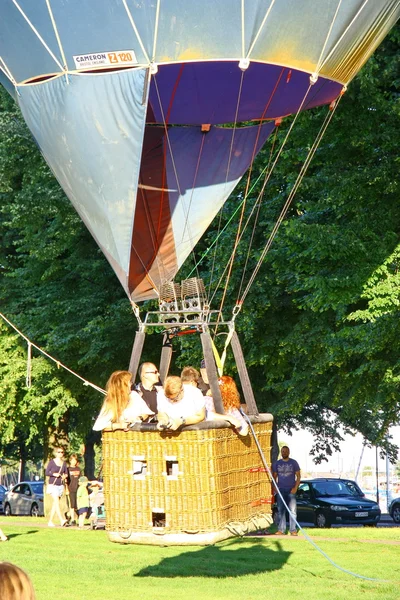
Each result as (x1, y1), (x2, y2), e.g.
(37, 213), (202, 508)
(93, 370), (154, 431)
(205, 375), (249, 436)
(45, 447), (69, 527)
(0, 562), (36, 600)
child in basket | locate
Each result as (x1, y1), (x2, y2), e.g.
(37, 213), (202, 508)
(77, 476), (90, 529)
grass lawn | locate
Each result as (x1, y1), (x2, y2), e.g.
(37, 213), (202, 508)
(0, 519), (399, 600)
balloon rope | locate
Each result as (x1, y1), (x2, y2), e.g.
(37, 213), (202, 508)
(208, 81), (315, 309)
(0, 311), (106, 395)
(238, 94), (343, 308)
(243, 410), (390, 583)
(45, 0), (68, 72)
(236, 126), (280, 302)
(0, 57), (18, 86)
(209, 70), (246, 319)
(314, 0), (343, 75)
(11, 0), (64, 71)
(214, 68), (285, 320)
(183, 133), (207, 287)
(318, 0), (370, 76)
(152, 75), (201, 279)
(152, 0), (161, 61)
(245, 0), (276, 59)
(121, 0), (151, 63)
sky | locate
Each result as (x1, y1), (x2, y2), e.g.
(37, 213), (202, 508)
(278, 426), (400, 480)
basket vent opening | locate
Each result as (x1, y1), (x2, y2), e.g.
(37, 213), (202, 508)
(152, 511), (166, 527)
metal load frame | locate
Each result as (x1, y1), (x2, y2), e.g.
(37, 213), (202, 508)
(129, 278), (259, 417)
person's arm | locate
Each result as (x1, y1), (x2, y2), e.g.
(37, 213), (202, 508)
(208, 412), (248, 435)
(272, 464), (278, 492)
(291, 469), (301, 494)
(168, 406), (206, 431)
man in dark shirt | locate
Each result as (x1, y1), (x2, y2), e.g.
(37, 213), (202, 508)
(272, 446), (301, 535)
(136, 362), (161, 413)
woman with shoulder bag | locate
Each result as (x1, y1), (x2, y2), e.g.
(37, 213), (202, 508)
(45, 447), (69, 527)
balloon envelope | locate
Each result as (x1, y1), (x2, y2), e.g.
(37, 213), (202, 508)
(1, 0), (398, 301)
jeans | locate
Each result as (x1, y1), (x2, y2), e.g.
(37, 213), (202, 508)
(276, 490), (297, 533)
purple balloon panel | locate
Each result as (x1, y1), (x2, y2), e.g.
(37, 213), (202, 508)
(148, 62), (343, 125)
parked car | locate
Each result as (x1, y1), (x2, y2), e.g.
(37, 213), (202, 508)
(274, 478), (381, 528)
(4, 481), (44, 517)
(388, 496), (400, 523)
(0, 484), (6, 514)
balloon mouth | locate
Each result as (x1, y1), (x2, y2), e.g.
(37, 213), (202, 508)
(21, 65), (141, 85)
(22, 73), (60, 85)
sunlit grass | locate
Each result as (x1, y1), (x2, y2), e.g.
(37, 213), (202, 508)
(0, 520), (399, 600)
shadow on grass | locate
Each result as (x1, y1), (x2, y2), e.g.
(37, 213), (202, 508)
(6, 530), (39, 539)
(134, 538), (291, 578)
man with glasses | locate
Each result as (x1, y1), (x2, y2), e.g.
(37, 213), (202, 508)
(136, 363), (162, 413)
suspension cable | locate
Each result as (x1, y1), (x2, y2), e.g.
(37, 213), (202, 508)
(237, 93), (344, 309)
(207, 69), (246, 300)
(213, 68), (286, 328)
(208, 80), (316, 310)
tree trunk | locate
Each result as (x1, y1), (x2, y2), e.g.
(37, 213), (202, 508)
(84, 430), (101, 479)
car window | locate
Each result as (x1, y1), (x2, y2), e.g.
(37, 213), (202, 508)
(297, 483), (310, 498)
(21, 484), (31, 496)
(12, 484), (22, 494)
(30, 482), (43, 495)
(311, 480), (363, 497)
(340, 481), (363, 497)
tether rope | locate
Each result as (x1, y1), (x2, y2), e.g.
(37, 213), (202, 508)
(0, 312), (106, 395)
(242, 410), (390, 583)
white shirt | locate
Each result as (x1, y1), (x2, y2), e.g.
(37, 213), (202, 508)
(93, 391), (154, 430)
(157, 384), (205, 420)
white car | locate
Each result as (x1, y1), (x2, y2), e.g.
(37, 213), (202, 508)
(4, 481), (44, 517)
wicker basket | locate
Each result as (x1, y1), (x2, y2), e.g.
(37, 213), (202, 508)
(102, 416), (273, 545)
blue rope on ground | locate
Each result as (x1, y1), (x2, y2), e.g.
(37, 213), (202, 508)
(241, 410), (390, 583)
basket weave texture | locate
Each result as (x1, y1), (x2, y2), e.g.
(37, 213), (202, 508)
(102, 422), (272, 534)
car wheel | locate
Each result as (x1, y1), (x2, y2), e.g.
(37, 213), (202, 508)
(4, 503), (11, 517)
(391, 504), (400, 524)
(30, 503), (39, 517)
(315, 511), (331, 529)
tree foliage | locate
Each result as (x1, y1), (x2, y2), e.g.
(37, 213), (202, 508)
(0, 25), (399, 464)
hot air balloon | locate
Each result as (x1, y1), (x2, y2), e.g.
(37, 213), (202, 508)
(1, 0), (399, 545)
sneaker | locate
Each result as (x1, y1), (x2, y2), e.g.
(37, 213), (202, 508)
(0, 535), (8, 542)
(61, 520), (70, 527)
(47, 522), (55, 528)
(274, 531), (285, 535)
(290, 531), (298, 536)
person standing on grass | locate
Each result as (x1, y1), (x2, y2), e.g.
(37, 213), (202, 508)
(67, 454), (81, 525)
(77, 476), (90, 529)
(45, 447), (69, 528)
(272, 446), (301, 536)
